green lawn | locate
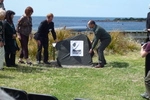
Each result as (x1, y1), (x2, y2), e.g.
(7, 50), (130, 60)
(0, 51), (146, 100)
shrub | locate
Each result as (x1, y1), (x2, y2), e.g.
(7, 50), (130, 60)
(16, 30), (140, 60)
(16, 29), (74, 60)
(87, 30), (140, 55)
(106, 31), (140, 55)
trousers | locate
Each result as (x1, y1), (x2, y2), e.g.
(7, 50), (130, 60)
(19, 34), (29, 59)
(97, 38), (111, 65)
(0, 46), (4, 69)
(36, 37), (49, 62)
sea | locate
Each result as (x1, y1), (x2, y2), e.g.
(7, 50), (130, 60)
(13, 16), (146, 32)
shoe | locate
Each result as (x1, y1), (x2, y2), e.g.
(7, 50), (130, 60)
(44, 62), (51, 64)
(18, 60), (25, 64)
(36, 61), (41, 64)
(11, 64), (18, 67)
(95, 64), (104, 68)
(104, 62), (107, 65)
(141, 92), (150, 99)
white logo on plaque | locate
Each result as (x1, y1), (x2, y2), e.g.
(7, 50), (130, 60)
(70, 40), (84, 56)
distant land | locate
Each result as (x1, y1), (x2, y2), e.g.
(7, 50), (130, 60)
(92, 17), (146, 22)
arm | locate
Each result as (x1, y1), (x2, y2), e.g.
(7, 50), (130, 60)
(89, 31), (99, 54)
(91, 31), (99, 50)
(141, 43), (150, 57)
(140, 47), (148, 57)
(51, 22), (57, 41)
(16, 16), (24, 39)
(35, 21), (44, 40)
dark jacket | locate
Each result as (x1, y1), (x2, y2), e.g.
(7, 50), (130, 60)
(34, 20), (56, 40)
(91, 24), (111, 49)
(0, 21), (4, 42)
(16, 15), (32, 36)
(4, 21), (19, 53)
(146, 12), (150, 29)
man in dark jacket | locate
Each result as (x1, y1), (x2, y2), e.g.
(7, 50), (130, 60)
(34, 13), (57, 64)
(88, 20), (111, 68)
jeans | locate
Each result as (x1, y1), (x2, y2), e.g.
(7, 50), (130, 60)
(0, 46), (4, 69)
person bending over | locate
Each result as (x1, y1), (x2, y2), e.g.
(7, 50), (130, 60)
(88, 20), (111, 68)
(34, 13), (57, 64)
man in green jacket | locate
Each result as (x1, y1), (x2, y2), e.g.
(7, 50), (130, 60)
(88, 20), (111, 68)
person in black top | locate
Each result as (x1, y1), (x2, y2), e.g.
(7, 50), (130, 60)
(4, 10), (19, 67)
(34, 13), (57, 64)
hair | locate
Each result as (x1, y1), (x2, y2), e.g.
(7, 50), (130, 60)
(5, 10), (15, 24)
(25, 6), (33, 16)
(0, 89), (15, 100)
(0, 8), (5, 20)
(0, 0), (4, 3)
(47, 13), (54, 18)
(88, 20), (96, 25)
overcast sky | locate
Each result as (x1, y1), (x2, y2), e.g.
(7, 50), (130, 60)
(4, 0), (150, 17)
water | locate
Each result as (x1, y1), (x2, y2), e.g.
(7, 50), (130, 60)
(13, 16), (146, 31)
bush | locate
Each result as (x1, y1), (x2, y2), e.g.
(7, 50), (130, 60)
(16, 30), (140, 60)
(106, 31), (140, 55)
(87, 31), (140, 55)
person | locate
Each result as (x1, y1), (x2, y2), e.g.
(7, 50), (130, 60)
(34, 13), (57, 64)
(16, 6), (33, 65)
(4, 10), (19, 67)
(140, 42), (150, 99)
(140, 4), (150, 99)
(0, 8), (6, 69)
(88, 20), (111, 68)
(0, 0), (5, 10)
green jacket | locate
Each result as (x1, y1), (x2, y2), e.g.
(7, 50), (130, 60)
(91, 24), (111, 49)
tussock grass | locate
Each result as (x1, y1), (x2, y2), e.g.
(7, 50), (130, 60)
(17, 30), (140, 60)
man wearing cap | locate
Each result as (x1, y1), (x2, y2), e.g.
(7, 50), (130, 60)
(88, 20), (111, 68)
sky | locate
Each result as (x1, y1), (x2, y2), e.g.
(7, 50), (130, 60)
(4, 0), (150, 18)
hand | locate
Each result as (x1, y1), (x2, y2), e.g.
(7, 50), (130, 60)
(17, 34), (21, 40)
(12, 34), (17, 39)
(55, 39), (58, 43)
(37, 40), (41, 46)
(29, 34), (33, 40)
(0, 42), (4, 47)
(89, 49), (93, 54)
(148, 29), (150, 32)
(141, 43), (147, 49)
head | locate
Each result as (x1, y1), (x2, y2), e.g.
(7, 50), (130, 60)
(25, 6), (33, 17)
(0, 8), (5, 20)
(46, 13), (54, 23)
(0, 0), (4, 3)
(87, 20), (96, 29)
(5, 10), (15, 23)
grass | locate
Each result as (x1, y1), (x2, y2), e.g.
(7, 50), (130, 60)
(0, 50), (146, 100)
